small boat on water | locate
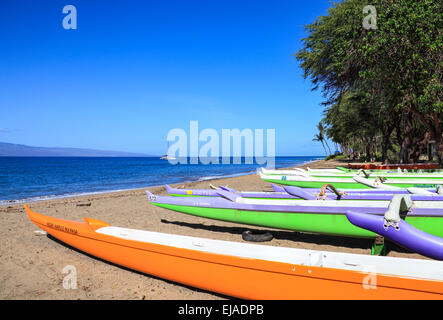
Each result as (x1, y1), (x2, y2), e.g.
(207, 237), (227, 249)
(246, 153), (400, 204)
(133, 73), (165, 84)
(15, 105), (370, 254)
(160, 155), (177, 160)
(146, 190), (443, 240)
(348, 163), (440, 170)
(25, 205), (443, 299)
(160, 141), (177, 160)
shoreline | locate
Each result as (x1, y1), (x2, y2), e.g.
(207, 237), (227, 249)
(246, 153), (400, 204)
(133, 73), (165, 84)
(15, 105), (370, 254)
(1, 158), (428, 300)
(0, 158), (321, 206)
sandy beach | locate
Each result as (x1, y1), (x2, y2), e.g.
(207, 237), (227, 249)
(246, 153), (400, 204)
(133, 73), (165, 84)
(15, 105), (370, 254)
(0, 159), (429, 300)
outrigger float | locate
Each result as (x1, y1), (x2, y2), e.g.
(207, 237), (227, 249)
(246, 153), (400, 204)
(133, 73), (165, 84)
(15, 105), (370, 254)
(25, 205), (443, 299)
(345, 195), (443, 260)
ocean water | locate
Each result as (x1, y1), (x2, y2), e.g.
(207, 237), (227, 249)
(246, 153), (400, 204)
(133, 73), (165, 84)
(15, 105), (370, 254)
(0, 156), (321, 204)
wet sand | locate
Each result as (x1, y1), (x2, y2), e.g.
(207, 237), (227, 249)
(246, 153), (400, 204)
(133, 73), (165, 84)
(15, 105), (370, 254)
(0, 159), (428, 300)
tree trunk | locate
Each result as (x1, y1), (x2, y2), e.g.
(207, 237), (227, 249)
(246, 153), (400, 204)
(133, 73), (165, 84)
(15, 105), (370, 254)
(380, 120), (395, 163)
(381, 134), (390, 164)
(409, 131), (430, 163)
(408, 108), (443, 165)
(399, 111), (414, 164)
(437, 138), (443, 165)
(324, 140), (332, 155)
(430, 115), (443, 165)
(321, 142), (327, 156)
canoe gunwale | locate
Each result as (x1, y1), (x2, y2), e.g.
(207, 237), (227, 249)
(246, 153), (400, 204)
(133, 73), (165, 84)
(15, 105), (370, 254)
(147, 191), (443, 218)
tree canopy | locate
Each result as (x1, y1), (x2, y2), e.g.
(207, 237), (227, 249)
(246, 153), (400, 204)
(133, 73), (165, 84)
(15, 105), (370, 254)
(296, 0), (442, 163)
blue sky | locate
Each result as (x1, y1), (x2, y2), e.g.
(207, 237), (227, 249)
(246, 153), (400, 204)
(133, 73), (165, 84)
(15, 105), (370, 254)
(0, 0), (333, 156)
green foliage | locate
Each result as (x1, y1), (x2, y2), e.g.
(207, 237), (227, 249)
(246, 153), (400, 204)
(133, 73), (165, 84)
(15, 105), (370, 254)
(324, 154), (347, 161)
(296, 0), (443, 163)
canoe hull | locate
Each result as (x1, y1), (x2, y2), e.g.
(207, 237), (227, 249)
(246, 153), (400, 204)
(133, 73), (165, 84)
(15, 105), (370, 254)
(261, 168), (443, 180)
(165, 185), (298, 200)
(150, 201), (443, 240)
(303, 174), (443, 180)
(25, 205), (443, 299)
(261, 177), (441, 189)
(261, 177), (373, 189)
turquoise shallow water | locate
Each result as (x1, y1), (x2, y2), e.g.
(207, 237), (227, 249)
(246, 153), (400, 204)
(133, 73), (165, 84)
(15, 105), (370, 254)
(0, 156), (320, 203)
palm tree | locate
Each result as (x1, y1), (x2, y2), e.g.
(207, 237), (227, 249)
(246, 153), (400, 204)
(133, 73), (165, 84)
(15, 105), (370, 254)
(319, 122), (332, 154)
(313, 122), (330, 156)
(313, 133), (327, 156)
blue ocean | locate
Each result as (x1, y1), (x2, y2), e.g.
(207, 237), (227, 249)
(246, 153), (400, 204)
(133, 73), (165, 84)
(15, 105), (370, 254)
(0, 156), (321, 204)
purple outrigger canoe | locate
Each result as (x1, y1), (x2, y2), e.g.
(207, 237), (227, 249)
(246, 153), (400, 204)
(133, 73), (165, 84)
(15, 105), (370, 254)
(150, 189), (443, 258)
(270, 184), (443, 195)
(147, 189), (443, 242)
(282, 186), (443, 201)
(165, 184), (443, 201)
(165, 184), (298, 199)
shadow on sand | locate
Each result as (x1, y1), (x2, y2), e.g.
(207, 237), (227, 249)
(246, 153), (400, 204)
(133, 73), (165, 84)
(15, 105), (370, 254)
(46, 234), (232, 299)
(160, 218), (415, 255)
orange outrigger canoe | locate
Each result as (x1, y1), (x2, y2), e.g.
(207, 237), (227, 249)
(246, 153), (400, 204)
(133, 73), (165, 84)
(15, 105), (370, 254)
(348, 163), (440, 170)
(25, 205), (443, 299)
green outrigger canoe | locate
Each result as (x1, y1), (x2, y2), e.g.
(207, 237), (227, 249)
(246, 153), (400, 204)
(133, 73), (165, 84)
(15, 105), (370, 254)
(259, 172), (443, 189)
(261, 167), (443, 180)
(146, 189), (443, 255)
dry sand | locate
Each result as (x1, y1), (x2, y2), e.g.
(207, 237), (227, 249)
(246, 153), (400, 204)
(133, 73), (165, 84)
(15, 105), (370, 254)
(0, 159), (428, 300)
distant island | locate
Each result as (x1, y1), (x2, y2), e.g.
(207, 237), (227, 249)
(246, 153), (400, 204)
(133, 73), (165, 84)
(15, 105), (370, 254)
(0, 142), (156, 157)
